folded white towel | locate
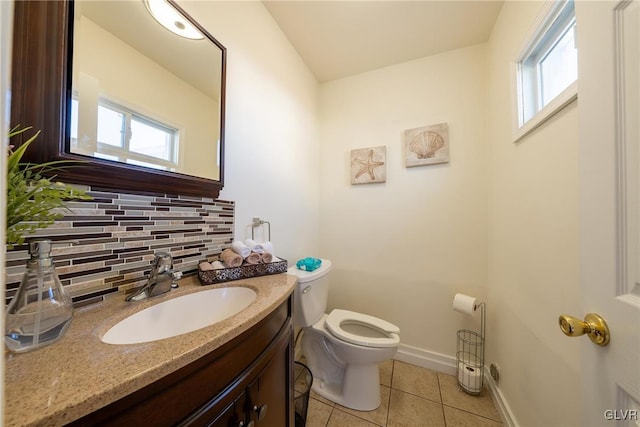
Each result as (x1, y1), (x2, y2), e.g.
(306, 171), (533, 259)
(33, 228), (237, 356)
(211, 260), (225, 270)
(231, 240), (251, 258)
(200, 260), (227, 270)
(244, 239), (264, 254)
(261, 252), (273, 263)
(262, 241), (275, 255)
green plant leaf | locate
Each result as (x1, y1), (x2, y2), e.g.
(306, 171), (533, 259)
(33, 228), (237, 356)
(6, 126), (92, 248)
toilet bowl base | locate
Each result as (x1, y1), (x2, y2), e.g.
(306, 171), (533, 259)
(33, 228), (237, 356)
(311, 363), (382, 411)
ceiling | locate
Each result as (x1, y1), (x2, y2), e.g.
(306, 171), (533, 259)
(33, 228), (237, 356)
(263, 1), (504, 83)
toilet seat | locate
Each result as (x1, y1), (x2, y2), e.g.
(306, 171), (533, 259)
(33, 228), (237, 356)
(325, 309), (400, 348)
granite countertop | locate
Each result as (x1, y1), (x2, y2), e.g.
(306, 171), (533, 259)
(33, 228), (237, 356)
(4, 273), (297, 427)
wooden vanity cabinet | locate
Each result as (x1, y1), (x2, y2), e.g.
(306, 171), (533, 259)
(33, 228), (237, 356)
(70, 296), (294, 427)
(204, 348), (288, 427)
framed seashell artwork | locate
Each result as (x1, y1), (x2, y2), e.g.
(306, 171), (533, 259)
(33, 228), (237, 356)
(350, 146), (386, 184)
(404, 123), (450, 167)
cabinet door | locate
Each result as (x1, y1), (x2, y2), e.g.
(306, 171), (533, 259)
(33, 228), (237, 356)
(206, 392), (246, 427)
(246, 334), (293, 427)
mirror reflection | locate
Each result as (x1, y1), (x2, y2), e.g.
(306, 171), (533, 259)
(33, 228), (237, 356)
(71, 0), (223, 181)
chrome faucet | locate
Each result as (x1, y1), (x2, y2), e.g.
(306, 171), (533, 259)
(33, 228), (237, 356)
(126, 252), (181, 302)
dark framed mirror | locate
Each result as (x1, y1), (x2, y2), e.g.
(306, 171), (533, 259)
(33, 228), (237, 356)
(10, 0), (226, 198)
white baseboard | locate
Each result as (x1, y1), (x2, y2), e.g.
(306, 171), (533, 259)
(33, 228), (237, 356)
(394, 343), (457, 375)
(394, 344), (518, 427)
(483, 366), (519, 427)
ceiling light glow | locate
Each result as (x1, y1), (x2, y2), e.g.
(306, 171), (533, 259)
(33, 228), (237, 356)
(144, 0), (204, 40)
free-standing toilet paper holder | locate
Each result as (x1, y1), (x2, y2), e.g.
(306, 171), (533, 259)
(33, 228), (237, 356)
(456, 301), (486, 395)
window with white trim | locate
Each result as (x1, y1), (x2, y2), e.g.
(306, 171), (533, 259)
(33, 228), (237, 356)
(515, 0), (577, 138)
(71, 98), (179, 171)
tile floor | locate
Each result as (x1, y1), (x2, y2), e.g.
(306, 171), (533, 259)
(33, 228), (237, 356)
(296, 359), (503, 427)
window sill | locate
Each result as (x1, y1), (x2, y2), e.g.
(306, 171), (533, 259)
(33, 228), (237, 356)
(513, 81), (577, 143)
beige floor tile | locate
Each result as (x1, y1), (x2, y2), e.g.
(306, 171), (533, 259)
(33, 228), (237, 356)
(327, 408), (380, 427)
(443, 405), (503, 427)
(305, 397), (334, 427)
(391, 361), (441, 403)
(380, 359), (393, 387)
(311, 389), (337, 407)
(437, 372), (501, 422)
(300, 357), (506, 427)
(335, 385), (390, 426)
(387, 389), (445, 427)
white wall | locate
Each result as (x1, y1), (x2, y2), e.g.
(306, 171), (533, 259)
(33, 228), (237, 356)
(318, 45), (489, 358)
(182, 1), (320, 263)
(486, 2), (581, 426)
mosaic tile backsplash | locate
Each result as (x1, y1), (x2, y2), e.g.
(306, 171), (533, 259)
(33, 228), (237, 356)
(5, 187), (234, 303)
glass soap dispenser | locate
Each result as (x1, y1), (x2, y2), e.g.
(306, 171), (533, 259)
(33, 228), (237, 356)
(5, 239), (74, 353)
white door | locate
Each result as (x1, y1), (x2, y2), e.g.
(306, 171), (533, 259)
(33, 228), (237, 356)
(575, 1), (640, 426)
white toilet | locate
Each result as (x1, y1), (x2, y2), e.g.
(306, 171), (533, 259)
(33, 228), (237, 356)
(288, 259), (400, 411)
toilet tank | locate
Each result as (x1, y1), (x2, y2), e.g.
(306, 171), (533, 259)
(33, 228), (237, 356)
(287, 259), (332, 327)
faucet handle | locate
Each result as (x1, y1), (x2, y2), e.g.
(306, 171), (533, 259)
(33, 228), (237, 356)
(170, 271), (183, 289)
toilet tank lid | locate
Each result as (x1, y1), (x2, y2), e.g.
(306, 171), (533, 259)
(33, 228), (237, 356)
(287, 259), (332, 283)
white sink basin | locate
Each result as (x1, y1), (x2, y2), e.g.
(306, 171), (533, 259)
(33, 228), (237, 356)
(101, 287), (257, 345)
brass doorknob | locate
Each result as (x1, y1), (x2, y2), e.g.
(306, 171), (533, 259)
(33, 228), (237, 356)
(558, 313), (610, 346)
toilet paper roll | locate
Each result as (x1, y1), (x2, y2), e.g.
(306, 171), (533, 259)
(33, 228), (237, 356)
(452, 293), (478, 315)
(458, 362), (482, 393)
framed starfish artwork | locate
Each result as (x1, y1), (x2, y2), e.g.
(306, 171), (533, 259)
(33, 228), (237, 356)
(404, 122), (449, 167)
(350, 146), (386, 184)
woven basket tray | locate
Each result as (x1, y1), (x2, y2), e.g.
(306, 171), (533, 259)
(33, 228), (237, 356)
(198, 258), (288, 285)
